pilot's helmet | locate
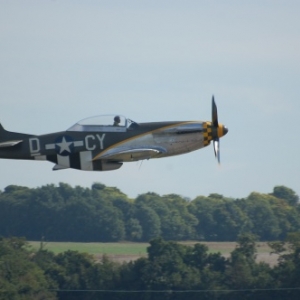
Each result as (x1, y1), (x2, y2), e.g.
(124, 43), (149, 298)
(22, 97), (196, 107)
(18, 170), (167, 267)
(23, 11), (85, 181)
(114, 116), (121, 123)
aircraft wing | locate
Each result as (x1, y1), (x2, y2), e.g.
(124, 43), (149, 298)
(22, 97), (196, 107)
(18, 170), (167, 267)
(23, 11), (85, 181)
(0, 140), (23, 148)
(94, 147), (166, 161)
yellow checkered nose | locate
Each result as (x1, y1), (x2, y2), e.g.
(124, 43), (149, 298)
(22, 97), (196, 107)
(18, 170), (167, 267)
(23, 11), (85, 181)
(203, 121), (212, 146)
(217, 123), (228, 138)
(203, 122), (228, 146)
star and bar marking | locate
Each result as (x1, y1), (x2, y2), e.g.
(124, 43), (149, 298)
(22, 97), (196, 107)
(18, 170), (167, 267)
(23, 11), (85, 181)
(45, 136), (84, 156)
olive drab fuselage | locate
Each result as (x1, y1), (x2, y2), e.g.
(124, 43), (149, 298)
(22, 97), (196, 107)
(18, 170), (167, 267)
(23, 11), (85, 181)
(0, 99), (228, 171)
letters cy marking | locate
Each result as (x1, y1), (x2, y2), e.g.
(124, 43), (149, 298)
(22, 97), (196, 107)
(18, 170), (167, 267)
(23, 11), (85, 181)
(85, 134), (106, 151)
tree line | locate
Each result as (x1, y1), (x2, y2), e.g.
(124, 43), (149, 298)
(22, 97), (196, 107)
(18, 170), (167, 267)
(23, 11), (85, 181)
(1, 234), (300, 300)
(0, 183), (299, 242)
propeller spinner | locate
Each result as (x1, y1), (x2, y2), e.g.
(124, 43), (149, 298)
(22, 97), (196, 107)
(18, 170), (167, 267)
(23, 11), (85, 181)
(211, 96), (228, 164)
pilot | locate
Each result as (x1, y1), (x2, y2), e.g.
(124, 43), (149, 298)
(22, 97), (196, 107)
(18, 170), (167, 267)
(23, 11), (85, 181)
(113, 115), (121, 126)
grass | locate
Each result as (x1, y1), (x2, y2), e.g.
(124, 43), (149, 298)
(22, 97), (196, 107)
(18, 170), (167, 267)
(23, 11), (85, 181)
(28, 241), (272, 256)
(29, 241), (149, 255)
(28, 241), (277, 265)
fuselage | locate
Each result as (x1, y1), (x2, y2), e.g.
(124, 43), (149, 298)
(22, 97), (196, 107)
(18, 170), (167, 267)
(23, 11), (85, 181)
(0, 118), (228, 171)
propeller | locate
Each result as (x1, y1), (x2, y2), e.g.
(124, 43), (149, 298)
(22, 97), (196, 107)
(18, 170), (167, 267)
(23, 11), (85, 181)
(212, 96), (218, 128)
(211, 96), (227, 164)
(213, 138), (220, 164)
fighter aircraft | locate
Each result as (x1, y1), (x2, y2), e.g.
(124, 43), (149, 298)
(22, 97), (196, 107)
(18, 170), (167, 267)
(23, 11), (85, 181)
(0, 97), (228, 171)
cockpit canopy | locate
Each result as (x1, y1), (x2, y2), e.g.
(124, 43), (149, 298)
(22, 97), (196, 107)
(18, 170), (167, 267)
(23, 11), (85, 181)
(67, 115), (138, 132)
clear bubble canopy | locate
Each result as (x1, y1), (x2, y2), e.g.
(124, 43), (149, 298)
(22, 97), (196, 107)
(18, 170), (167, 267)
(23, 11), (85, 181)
(67, 115), (137, 132)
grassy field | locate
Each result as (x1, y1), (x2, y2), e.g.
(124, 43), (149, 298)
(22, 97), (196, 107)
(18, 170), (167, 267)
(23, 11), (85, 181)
(28, 241), (277, 265)
(29, 241), (149, 256)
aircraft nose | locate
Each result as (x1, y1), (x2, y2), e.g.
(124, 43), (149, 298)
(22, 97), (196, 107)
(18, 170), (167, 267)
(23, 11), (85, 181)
(217, 123), (228, 138)
(223, 126), (228, 136)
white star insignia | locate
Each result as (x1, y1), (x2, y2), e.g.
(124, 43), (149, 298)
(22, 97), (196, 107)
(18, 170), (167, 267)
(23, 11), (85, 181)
(56, 137), (72, 154)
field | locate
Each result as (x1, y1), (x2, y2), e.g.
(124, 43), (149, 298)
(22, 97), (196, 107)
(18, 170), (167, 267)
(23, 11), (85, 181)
(29, 241), (148, 263)
(29, 241), (279, 266)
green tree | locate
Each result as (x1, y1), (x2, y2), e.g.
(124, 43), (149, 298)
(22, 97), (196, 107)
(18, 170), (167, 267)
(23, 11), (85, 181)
(162, 194), (198, 240)
(126, 218), (143, 241)
(237, 193), (281, 240)
(269, 232), (300, 299)
(271, 186), (299, 206)
(135, 203), (161, 241)
(0, 237), (56, 300)
(189, 195), (251, 241)
(137, 238), (201, 294)
(224, 233), (274, 299)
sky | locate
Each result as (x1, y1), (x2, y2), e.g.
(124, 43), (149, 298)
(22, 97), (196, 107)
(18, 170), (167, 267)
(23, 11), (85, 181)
(0, 0), (300, 200)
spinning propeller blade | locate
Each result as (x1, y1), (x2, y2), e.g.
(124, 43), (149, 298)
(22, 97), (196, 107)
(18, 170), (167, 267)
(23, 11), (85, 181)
(212, 96), (218, 128)
(213, 138), (220, 164)
(211, 96), (227, 164)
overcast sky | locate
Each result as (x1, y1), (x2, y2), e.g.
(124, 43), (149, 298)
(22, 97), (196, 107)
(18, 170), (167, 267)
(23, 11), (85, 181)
(1, 0), (299, 199)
